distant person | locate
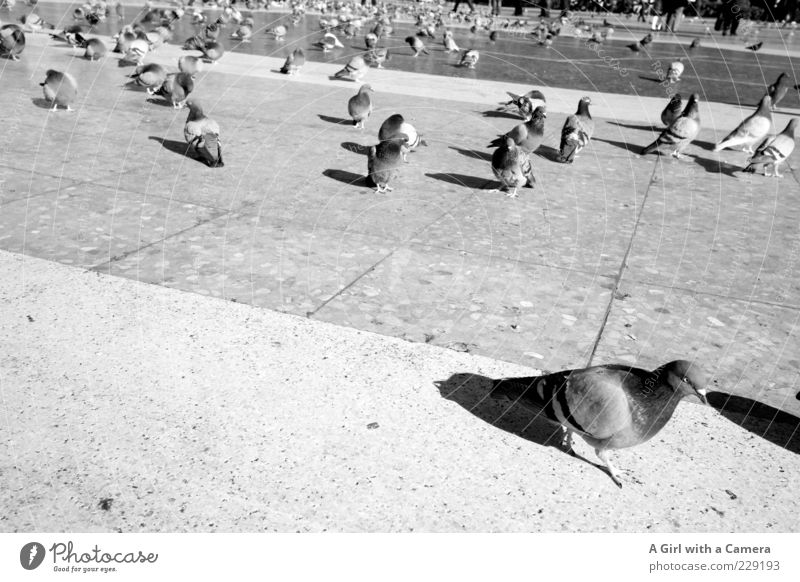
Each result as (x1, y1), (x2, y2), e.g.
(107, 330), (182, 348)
(718, 0), (748, 36)
(663, 0), (688, 32)
(490, 0), (501, 16)
(452, 0), (476, 12)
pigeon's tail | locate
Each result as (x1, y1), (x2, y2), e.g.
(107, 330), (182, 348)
(487, 137), (503, 149)
(641, 140), (659, 156)
(201, 133), (224, 167)
(560, 140), (579, 163)
(333, 65), (351, 79)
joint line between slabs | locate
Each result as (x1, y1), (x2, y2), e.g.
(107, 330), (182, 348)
(586, 158), (660, 367)
(306, 190), (481, 318)
(88, 210), (231, 272)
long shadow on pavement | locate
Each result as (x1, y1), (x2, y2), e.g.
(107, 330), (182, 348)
(693, 155), (741, 177)
(449, 146), (492, 162)
(426, 172), (495, 189)
(594, 137), (644, 154)
(323, 168), (370, 188)
(434, 372), (563, 449)
(148, 136), (204, 164)
(707, 391), (800, 454)
(319, 114), (352, 125)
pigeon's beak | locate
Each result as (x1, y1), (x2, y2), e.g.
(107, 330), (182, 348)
(695, 388), (708, 406)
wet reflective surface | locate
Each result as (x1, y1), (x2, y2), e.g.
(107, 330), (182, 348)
(6, 2), (799, 107)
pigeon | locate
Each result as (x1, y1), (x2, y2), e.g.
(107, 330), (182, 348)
(279, 48), (305, 75)
(405, 35), (429, 57)
(378, 113), (427, 160)
(83, 38), (107, 60)
(713, 95), (772, 153)
(627, 32), (652, 52)
(743, 118), (797, 177)
(490, 360), (708, 487)
(489, 30), (498, 42)
(231, 24), (253, 42)
(184, 99), (223, 167)
(200, 41), (224, 64)
(122, 38), (149, 65)
(498, 89), (547, 120)
(367, 136), (409, 193)
(767, 73), (790, 109)
(443, 29), (459, 52)
(182, 34), (205, 51)
(661, 94), (683, 127)
(19, 12), (53, 31)
(666, 60), (684, 83)
(154, 72), (194, 109)
(0, 24), (25, 60)
(204, 22), (221, 41)
(365, 47), (390, 69)
(365, 32), (378, 49)
(642, 93), (701, 159)
(129, 63), (167, 94)
(746, 41), (763, 52)
(491, 137), (532, 198)
(50, 24), (86, 46)
(689, 37), (700, 50)
(489, 106), (547, 154)
(333, 55), (368, 81)
(559, 96), (594, 163)
(459, 49), (479, 69)
(348, 84), (374, 129)
(178, 55), (203, 75)
(40, 70), (78, 111)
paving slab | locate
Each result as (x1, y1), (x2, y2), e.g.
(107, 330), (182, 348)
(2, 251), (797, 532)
(592, 280), (800, 417)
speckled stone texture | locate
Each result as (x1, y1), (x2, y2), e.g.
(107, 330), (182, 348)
(1, 251), (798, 532)
(0, 28), (798, 531)
(1, 32), (799, 409)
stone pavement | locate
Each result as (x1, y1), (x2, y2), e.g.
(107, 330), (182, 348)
(3, 31), (799, 414)
(0, 17), (799, 533)
(2, 250), (798, 532)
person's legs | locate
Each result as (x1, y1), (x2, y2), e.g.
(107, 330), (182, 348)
(730, 12), (740, 34)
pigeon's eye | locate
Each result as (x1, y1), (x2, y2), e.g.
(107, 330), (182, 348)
(682, 376), (689, 384)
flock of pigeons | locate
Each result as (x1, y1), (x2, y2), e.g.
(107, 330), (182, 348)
(1, 1), (796, 486)
(1, 1), (797, 183)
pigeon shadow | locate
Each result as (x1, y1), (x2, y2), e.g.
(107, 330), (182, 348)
(327, 75), (357, 82)
(148, 136), (203, 163)
(116, 58), (137, 68)
(707, 391), (800, 454)
(638, 75), (668, 84)
(341, 142), (370, 155)
(593, 137), (643, 154)
(434, 373), (621, 484)
(448, 146), (492, 162)
(479, 109), (522, 120)
(145, 97), (175, 108)
(434, 373), (564, 447)
(535, 145), (563, 163)
(693, 155), (740, 177)
(31, 98), (55, 110)
(426, 172), (494, 190)
(606, 120), (660, 132)
(322, 169), (370, 188)
(693, 139), (718, 152)
(318, 114), (352, 125)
